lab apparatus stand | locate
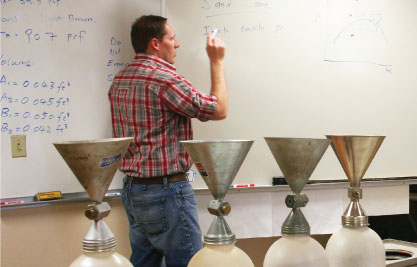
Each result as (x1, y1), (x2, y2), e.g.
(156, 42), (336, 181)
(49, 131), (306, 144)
(181, 140), (255, 267)
(263, 137), (331, 267)
(325, 135), (386, 267)
(54, 137), (133, 267)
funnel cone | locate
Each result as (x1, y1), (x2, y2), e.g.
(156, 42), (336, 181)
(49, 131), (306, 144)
(265, 138), (330, 194)
(326, 135), (385, 187)
(181, 140), (254, 200)
(54, 137), (133, 202)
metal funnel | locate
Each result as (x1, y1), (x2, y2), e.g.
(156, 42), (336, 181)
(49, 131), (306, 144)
(326, 135), (385, 187)
(264, 137), (331, 194)
(54, 137), (132, 203)
(326, 135), (385, 227)
(181, 140), (254, 245)
(54, 137), (133, 253)
(265, 137), (330, 235)
(180, 140), (254, 200)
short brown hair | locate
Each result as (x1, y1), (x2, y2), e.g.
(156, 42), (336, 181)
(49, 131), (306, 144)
(131, 15), (167, 53)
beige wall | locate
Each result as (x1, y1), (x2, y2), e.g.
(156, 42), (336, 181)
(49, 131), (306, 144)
(1, 200), (131, 267)
(1, 200), (330, 267)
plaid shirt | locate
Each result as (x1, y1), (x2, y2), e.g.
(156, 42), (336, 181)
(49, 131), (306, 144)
(108, 54), (217, 178)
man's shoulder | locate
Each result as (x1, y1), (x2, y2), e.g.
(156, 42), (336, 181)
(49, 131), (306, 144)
(144, 62), (186, 85)
(112, 55), (187, 86)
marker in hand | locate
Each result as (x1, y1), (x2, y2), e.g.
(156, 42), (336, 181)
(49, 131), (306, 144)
(210, 28), (218, 40)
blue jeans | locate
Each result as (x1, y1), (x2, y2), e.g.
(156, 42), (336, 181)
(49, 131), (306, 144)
(122, 176), (203, 267)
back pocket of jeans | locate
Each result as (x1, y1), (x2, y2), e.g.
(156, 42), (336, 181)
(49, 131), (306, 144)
(132, 198), (168, 235)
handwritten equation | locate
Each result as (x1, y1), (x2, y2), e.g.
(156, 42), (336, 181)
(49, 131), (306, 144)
(1, 90), (70, 135)
(1, 0), (133, 139)
(1, 122), (69, 135)
(1, 1), (77, 135)
(1, 75), (70, 93)
(1, 29), (87, 43)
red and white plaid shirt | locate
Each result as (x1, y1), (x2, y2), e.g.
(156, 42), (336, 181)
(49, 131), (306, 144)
(108, 54), (217, 178)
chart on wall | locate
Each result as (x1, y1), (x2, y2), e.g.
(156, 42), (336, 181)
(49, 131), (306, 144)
(324, 0), (393, 71)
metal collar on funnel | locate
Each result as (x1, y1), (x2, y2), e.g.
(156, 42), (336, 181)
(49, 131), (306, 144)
(181, 140), (254, 245)
(265, 137), (331, 235)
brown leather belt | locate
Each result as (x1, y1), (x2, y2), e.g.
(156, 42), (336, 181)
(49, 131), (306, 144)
(130, 173), (187, 185)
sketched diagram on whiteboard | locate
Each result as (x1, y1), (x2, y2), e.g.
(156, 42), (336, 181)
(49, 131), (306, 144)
(324, 0), (392, 72)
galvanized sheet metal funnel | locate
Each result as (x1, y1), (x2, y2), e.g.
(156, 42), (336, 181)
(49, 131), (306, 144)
(326, 135), (385, 187)
(264, 137), (331, 194)
(54, 137), (133, 253)
(181, 140), (254, 200)
(326, 135), (385, 227)
(181, 140), (254, 244)
(265, 137), (330, 235)
(54, 137), (132, 203)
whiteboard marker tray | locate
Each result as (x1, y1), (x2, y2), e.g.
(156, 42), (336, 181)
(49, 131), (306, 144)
(385, 239), (417, 267)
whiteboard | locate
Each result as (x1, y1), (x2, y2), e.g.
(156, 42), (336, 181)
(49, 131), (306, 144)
(166, 0), (417, 188)
(1, 0), (161, 198)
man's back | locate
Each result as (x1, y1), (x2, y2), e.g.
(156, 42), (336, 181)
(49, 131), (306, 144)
(109, 15), (226, 266)
(109, 53), (216, 178)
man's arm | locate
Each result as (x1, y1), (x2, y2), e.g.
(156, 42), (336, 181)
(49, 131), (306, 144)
(206, 33), (227, 120)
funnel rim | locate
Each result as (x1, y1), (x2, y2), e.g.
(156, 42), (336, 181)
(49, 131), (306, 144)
(264, 137), (329, 141)
(325, 135), (386, 138)
(54, 137), (133, 145)
(180, 139), (254, 144)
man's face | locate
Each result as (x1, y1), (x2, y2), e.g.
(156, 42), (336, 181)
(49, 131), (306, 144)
(158, 23), (179, 64)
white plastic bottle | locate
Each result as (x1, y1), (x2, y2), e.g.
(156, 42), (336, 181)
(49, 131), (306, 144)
(70, 250), (132, 267)
(264, 235), (329, 267)
(326, 226), (386, 267)
(188, 243), (254, 267)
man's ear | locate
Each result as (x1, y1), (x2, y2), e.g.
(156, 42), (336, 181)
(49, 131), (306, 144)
(149, 38), (160, 51)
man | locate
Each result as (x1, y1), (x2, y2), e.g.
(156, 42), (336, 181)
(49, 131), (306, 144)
(108, 15), (228, 267)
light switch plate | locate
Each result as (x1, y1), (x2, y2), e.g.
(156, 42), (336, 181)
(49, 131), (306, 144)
(11, 135), (26, 158)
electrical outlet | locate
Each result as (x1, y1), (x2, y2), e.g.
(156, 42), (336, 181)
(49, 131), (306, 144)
(11, 135), (26, 158)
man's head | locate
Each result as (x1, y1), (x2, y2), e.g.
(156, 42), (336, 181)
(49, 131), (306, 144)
(131, 15), (180, 64)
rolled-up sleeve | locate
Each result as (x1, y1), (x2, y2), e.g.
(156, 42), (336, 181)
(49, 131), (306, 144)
(160, 75), (217, 122)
